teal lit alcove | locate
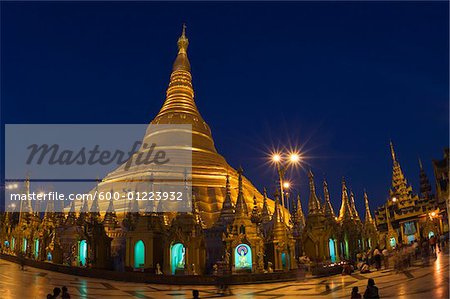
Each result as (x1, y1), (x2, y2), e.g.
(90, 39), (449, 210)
(34, 239), (39, 259)
(329, 239), (336, 262)
(134, 240), (145, 268)
(171, 243), (185, 274)
(22, 238), (27, 253)
(235, 244), (252, 270)
(79, 240), (87, 266)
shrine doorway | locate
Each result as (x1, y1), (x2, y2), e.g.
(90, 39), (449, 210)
(235, 243), (252, 271)
(171, 243), (185, 274)
(78, 240), (87, 266)
(134, 240), (145, 269)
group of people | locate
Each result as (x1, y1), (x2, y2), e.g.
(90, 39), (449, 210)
(350, 278), (380, 299)
(46, 286), (70, 299)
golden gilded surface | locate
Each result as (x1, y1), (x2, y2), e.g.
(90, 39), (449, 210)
(96, 26), (283, 227)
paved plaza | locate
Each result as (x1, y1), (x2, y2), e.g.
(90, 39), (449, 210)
(0, 253), (448, 299)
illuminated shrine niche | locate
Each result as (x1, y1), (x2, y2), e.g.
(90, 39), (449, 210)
(235, 244), (252, 270)
(78, 240), (87, 266)
(134, 240), (145, 268)
(171, 243), (185, 274)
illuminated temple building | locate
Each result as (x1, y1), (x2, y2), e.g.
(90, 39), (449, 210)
(374, 143), (449, 249)
(1, 27), (448, 276)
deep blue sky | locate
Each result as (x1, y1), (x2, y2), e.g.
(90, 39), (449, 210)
(1, 2), (448, 215)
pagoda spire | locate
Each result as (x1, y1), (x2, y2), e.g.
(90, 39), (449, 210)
(89, 180), (101, 221)
(261, 187), (271, 223)
(155, 24), (199, 118)
(364, 190), (374, 225)
(296, 194), (306, 227)
(66, 199), (77, 225)
(192, 193), (205, 228)
(234, 167), (248, 216)
(22, 175), (33, 214)
(251, 195), (262, 224)
(349, 190), (361, 221)
(272, 189), (284, 224)
(307, 170), (322, 215)
(103, 188), (118, 228)
(218, 174), (235, 225)
(151, 24), (218, 154)
(338, 178), (353, 221)
(389, 141), (413, 203)
(323, 179), (335, 218)
(418, 157), (432, 199)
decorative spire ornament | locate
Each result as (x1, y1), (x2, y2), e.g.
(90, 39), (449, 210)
(338, 178), (353, 221)
(323, 179), (336, 218)
(307, 170), (322, 215)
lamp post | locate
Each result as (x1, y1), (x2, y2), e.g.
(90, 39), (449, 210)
(270, 152), (300, 214)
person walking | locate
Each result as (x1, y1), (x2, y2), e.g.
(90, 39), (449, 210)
(363, 278), (379, 299)
(429, 235), (437, 257)
(373, 247), (381, 271)
(351, 286), (362, 298)
(439, 234), (446, 252)
(382, 247), (389, 269)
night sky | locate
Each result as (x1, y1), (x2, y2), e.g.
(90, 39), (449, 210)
(1, 2), (448, 214)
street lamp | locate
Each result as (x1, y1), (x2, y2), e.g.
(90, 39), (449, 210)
(270, 151), (301, 213)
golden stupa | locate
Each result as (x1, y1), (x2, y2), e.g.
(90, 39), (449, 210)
(97, 26), (281, 227)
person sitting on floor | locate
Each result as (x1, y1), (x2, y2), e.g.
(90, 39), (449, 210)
(363, 278), (380, 299)
(351, 286), (362, 299)
(360, 263), (371, 274)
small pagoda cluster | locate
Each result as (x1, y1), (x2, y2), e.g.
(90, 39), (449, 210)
(299, 170), (378, 262)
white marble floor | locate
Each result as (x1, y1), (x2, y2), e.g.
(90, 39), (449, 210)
(0, 253), (448, 299)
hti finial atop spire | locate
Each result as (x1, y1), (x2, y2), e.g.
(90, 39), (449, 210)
(418, 157), (423, 170)
(177, 23), (189, 55)
(390, 140), (397, 162)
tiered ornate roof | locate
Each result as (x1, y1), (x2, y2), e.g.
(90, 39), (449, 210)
(389, 141), (414, 204)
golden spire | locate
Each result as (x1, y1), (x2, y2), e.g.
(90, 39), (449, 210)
(234, 167), (248, 216)
(338, 178), (353, 221)
(323, 179), (335, 218)
(389, 141), (413, 203)
(261, 187), (271, 222)
(307, 169), (322, 215)
(217, 174), (235, 225)
(272, 189), (284, 224)
(349, 190), (360, 222)
(364, 190), (374, 224)
(390, 140), (396, 162)
(296, 194), (306, 227)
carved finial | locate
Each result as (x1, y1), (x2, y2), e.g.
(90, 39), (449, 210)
(177, 23), (189, 55)
(390, 140), (396, 162)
